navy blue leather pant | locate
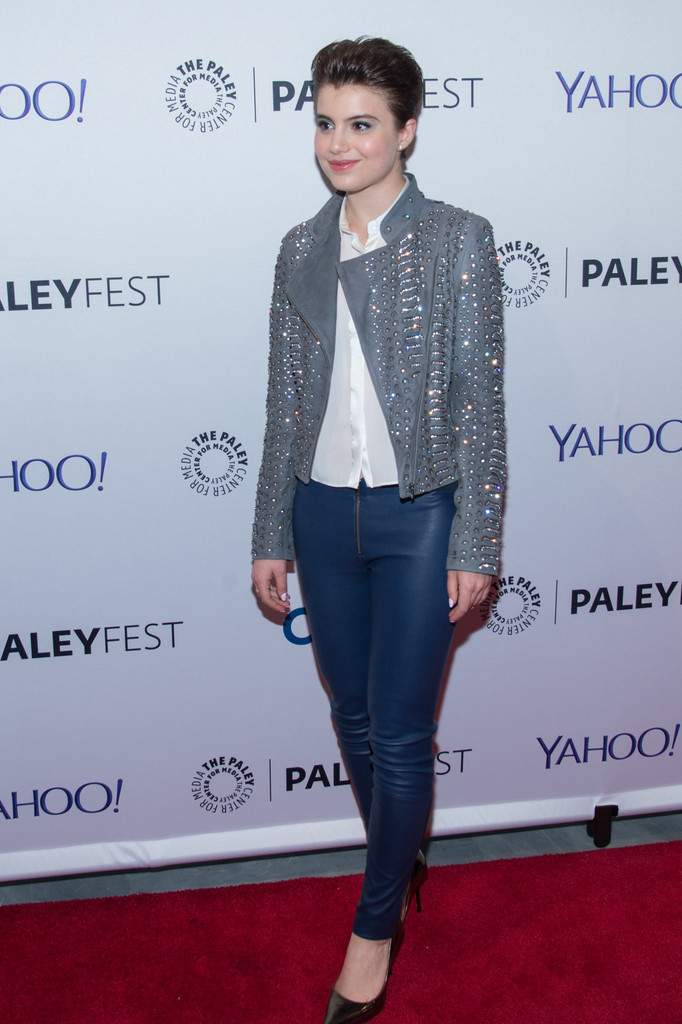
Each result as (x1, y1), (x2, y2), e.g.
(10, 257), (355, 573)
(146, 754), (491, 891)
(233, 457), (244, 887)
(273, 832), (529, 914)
(293, 478), (456, 940)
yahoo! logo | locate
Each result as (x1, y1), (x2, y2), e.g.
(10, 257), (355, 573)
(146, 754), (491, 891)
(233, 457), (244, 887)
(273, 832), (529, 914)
(0, 780), (123, 820)
(538, 726), (680, 769)
(550, 421), (682, 461)
(556, 72), (682, 112)
(0, 79), (87, 121)
(1, 452), (108, 492)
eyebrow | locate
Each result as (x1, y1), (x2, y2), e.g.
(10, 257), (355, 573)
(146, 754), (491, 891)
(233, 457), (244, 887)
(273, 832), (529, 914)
(316, 112), (380, 122)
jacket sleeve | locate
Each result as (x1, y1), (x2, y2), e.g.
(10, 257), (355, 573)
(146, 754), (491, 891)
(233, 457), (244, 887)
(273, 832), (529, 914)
(447, 214), (506, 575)
(251, 239), (299, 561)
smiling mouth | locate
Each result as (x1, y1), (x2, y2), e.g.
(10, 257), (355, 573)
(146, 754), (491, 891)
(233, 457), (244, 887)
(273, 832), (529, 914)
(328, 160), (359, 171)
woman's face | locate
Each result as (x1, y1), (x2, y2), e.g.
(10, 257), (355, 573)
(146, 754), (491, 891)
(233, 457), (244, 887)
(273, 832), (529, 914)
(314, 84), (416, 203)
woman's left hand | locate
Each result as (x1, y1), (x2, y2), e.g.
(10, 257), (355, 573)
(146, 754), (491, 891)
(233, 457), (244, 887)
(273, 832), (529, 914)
(447, 569), (492, 623)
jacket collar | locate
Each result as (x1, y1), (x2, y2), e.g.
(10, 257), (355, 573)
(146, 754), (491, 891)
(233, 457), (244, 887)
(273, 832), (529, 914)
(287, 174), (426, 358)
(307, 171), (425, 242)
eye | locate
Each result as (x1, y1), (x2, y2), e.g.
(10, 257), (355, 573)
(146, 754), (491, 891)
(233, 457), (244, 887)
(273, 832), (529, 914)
(316, 118), (333, 131)
(351, 120), (372, 131)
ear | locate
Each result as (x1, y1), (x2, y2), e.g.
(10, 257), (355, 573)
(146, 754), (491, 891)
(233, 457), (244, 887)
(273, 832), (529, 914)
(398, 118), (417, 152)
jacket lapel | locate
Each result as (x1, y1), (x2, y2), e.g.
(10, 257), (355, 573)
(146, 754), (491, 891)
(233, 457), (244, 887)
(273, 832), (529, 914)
(286, 197), (341, 362)
(285, 175), (428, 363)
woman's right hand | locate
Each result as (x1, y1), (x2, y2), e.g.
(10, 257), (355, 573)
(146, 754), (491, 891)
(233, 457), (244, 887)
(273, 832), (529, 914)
(251, 559), (291, 615)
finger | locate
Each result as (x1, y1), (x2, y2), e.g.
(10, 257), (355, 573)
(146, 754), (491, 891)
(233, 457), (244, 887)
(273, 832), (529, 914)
(446, 570), (459, 606)
(449, 599), (471, 623)
(255, 586), (290, 614)
(447, 570), (460, 623)
(450, 586), (477, 622)
(448, 571), (491, 622)
(252, 563), (290, 614)
(267, 565), (291, 611)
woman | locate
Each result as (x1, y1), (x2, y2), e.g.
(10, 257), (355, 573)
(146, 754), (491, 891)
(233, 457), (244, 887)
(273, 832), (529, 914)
(252, 37), (505, 1024)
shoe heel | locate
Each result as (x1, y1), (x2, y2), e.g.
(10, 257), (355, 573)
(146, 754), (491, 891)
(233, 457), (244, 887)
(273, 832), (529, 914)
(401, 851), (428, 922)
(414, 862), (427, 912)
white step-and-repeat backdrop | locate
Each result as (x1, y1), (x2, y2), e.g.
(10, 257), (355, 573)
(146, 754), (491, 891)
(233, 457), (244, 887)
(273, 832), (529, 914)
(2, 0), (680, 881)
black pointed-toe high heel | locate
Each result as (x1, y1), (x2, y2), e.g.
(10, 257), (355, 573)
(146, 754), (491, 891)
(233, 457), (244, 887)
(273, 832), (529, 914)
(323, 854), (427, 1023)
(322, 921), (404, 1024)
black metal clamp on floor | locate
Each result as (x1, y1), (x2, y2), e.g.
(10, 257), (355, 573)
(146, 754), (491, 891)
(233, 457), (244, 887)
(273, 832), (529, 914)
(587, 804), (619, 847)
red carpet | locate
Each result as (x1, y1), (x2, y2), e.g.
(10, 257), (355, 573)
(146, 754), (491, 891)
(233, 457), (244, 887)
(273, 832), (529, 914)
(1, 842), (680, 1024)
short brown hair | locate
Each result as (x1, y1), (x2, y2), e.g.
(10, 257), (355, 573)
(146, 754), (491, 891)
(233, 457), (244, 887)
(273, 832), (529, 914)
(311, 37), (423, 128)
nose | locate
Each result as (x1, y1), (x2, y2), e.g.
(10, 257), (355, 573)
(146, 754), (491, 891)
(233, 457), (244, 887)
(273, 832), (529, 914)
(328, 126), (348, 153)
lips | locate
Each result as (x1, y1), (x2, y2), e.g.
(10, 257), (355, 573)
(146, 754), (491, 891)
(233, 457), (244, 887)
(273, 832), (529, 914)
(328, 160), (359, 172)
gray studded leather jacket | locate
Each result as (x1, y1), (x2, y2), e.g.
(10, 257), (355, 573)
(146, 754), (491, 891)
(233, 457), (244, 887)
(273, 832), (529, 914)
(252, 174), (506, 574)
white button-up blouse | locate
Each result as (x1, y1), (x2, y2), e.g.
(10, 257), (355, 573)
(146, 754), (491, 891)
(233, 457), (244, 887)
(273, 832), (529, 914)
(310, 180), (409, 488)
